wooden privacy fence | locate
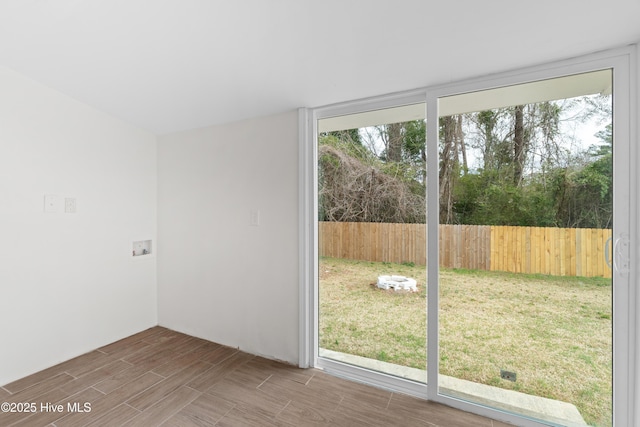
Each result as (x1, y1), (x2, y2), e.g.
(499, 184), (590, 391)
(319, 222), (613, 278)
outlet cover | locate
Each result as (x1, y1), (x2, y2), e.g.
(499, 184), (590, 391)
(65, 198), (76, 213)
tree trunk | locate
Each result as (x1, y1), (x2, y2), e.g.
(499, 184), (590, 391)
(513, 105), (525, 185)
(478, 110), (497, 171)
(439, 116), (456, 223)
(386, 123), (403, 162)
(457, 115), (468, 175)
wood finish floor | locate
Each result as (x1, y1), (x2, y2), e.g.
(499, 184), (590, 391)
(0, 327), (512, 426)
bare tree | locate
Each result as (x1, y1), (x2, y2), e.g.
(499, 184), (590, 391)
(439, 115), (464, 223)
(513, 105), (526, 185)
(318, 144), (425, 223)
(385, 123), (403, 162)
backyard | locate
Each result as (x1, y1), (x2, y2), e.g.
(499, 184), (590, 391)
(319, 256), (612, 427)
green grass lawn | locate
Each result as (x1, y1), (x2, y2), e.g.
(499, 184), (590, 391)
(319, 257), (612, 427)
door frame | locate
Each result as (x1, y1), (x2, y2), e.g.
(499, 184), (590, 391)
(300, 45), (637, 426)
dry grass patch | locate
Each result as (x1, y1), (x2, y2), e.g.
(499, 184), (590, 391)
(319, 257), (612, 427)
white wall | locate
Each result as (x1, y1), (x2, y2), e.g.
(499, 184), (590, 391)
(0, 67), (158, 386)
(157, 111), (299, 365)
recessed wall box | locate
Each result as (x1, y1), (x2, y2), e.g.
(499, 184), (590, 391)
(132, 240), (152, 257)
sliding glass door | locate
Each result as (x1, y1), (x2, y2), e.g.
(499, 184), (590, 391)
(426, 53), (632, 426)
(309, 48), (634, 426)
(432, 70), (615, 426)
(316, 103), (428, 386)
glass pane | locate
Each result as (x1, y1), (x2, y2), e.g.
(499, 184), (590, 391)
(317, 105), (427, 383)
(437, 70), (613, 426)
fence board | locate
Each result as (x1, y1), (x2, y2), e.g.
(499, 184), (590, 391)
(318, 222), (612, 278)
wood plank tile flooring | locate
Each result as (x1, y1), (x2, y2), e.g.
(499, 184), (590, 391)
(0, 327), (512, 426)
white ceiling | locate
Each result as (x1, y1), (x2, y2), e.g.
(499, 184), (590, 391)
(1, 0), (638, 135)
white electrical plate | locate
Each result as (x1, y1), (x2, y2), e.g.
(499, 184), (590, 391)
(64, 197), (77, 213)
(44, 194), (60, 213)
(250, 209), (260, 226)
(44, 194), (77, 214)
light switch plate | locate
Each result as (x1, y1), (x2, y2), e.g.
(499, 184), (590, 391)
(249, 209), (260, 226)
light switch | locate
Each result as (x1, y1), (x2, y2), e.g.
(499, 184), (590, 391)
(250, 209), (261, 226)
